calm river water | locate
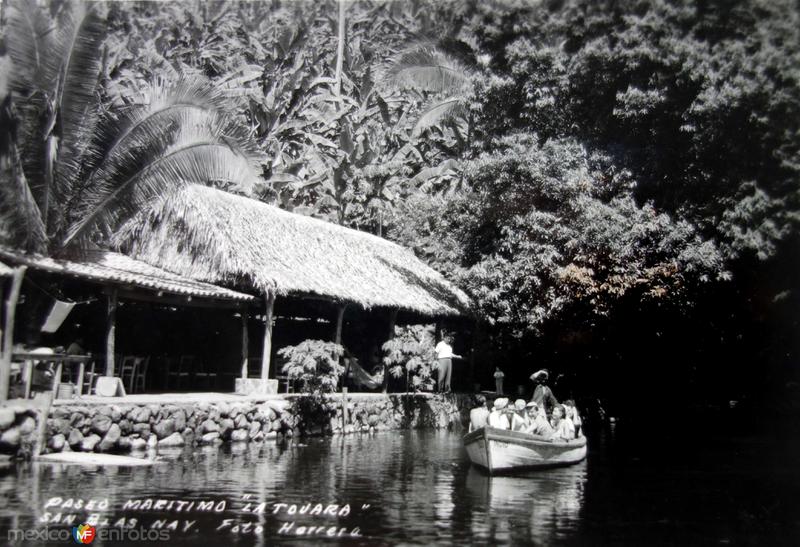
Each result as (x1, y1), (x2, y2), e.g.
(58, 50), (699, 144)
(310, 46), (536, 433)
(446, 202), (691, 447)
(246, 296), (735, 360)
(1, 426), (798, 546)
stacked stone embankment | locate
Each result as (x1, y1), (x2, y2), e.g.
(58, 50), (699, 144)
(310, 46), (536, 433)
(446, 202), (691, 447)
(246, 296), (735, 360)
(0, 393), (479, 457)
(0, 401), (46, 458)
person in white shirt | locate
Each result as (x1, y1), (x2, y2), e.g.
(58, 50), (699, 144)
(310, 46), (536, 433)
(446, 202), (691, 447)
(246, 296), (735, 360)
(564, 399), (582, 437)
(510, 399), (529, 432)
(524, 402), (554, 438)
(434, 334), (462, 393)
(550, 404), (576, 441)
(493, 367), (505, 394)
(488, 398), (511, 429)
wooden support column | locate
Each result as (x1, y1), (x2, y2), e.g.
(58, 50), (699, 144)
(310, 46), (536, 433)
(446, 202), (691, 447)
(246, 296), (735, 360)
(334, 304), (346, 346)
(260, 292), (275, 379)
(382, 308), (398, 393)
(1, 266), (26, 402)
(334, 304), (347, 390)
(240, 308), (249, 379)
(105, 288), (117, 377)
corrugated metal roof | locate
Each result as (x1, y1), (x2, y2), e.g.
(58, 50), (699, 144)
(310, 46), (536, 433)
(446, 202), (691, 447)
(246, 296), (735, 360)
(0, 247), (256, 303)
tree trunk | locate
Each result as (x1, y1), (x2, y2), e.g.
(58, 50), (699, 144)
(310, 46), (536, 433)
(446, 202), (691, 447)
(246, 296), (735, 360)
(334, 0), (346, 101)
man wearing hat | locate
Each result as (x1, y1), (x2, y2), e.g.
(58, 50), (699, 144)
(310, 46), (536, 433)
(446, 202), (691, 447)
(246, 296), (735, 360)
(524, 401), (554, 437)
(510, 399), (529, 432)
(488, 398), (511, 430)
(530, 369), (559, 416)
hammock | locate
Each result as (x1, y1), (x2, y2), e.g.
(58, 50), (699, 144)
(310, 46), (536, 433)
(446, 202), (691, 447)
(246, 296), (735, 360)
(347, 359), (382, 390)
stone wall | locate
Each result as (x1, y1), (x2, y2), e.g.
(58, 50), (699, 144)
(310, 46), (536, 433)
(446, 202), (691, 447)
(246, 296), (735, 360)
(30, 393), (479, 456)
(0, 399), (48, 459)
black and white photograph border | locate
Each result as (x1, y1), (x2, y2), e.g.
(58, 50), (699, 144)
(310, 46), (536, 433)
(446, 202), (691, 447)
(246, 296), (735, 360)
(0, 0), (798, 545)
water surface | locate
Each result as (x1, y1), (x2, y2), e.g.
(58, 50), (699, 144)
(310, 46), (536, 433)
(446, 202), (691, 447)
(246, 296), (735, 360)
(0, 427), (798, 545)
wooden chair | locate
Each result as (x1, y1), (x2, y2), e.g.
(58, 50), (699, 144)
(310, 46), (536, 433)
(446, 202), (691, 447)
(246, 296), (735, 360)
(193, 358), (218, 390)
(80, 358), (98, 395)
(166, 357), (189, 390)
(133, 356), (150, 393)
(119, 356), (138, 394)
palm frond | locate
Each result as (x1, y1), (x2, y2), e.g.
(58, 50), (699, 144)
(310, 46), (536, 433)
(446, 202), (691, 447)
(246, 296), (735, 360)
(70, 77), (235, 200)
(385, 45), (469, 94)
(4, 0), (55, 214)
(49, 1), (107, 209)
(62, 76), (264, 245)
(0, 149), (47, 253)
(413, 97), (467, 135)
(4, 0), (53, 95)
(60, 118), (262, 250)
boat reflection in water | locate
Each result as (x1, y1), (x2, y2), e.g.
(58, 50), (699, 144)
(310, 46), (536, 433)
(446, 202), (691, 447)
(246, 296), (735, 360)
(0, 431), (586, 546)
(461, 462), (587, 545)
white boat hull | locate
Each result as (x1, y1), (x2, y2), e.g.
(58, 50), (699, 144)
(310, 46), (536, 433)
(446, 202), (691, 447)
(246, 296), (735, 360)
(464, 427), (587, 474)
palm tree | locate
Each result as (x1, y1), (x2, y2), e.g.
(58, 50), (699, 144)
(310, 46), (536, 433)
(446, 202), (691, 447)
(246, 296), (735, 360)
(0, 0), (262, 256)
(385, 43), (472, 136)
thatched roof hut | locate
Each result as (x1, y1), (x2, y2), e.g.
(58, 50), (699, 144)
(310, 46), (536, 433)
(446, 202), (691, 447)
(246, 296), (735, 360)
(113, 184), (471, 317)
(0, 247), (255, 304)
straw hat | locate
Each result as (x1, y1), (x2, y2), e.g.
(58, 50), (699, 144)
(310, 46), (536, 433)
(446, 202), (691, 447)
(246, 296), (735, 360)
(493, 398), (508, 409)
(530, 369), (549, 381)
(514, 399), (526, 411)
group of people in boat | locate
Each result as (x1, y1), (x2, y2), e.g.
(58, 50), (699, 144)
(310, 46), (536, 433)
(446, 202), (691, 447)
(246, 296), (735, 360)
(469, 369), (583, 441)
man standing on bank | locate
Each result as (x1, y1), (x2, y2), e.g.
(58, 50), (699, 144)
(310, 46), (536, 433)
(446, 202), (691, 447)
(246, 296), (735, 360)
(435, 333), (462, 393)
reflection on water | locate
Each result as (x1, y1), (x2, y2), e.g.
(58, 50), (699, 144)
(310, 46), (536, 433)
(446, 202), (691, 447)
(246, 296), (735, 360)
(463, 464), (585, 545)
(0, 429), (797, 546)
(0, 432), (587, 546)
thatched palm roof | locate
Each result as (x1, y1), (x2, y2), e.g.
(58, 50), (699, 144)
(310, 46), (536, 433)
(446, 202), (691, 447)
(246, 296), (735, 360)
(0, 247), (255, 303)
(113, 185), (472, 316)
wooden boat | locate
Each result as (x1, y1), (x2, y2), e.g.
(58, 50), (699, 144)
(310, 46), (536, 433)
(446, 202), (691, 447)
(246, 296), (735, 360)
(463, 426), (587, 474)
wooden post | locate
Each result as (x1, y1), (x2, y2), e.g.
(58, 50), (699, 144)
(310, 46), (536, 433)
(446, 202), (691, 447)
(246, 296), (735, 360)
(1, 266), (26, 402)
(105, 288), (117, 377)
(382, 308), (398, 393)
(334, 304), (347, 390)
(334, 304), (346, 346)
(240, 308), (249, 379)
(260, 292), (275, 379)
(341, 387), (348, 431)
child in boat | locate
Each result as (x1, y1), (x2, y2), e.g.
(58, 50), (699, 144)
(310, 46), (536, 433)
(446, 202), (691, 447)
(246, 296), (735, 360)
(469, 395), (490, 432)
(488, 398), (511, 429)
(524, 402), (554, 437)
(564, 399), (582, 437)
(511, 399), (529, 431)
(550, 404), (576, 441)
